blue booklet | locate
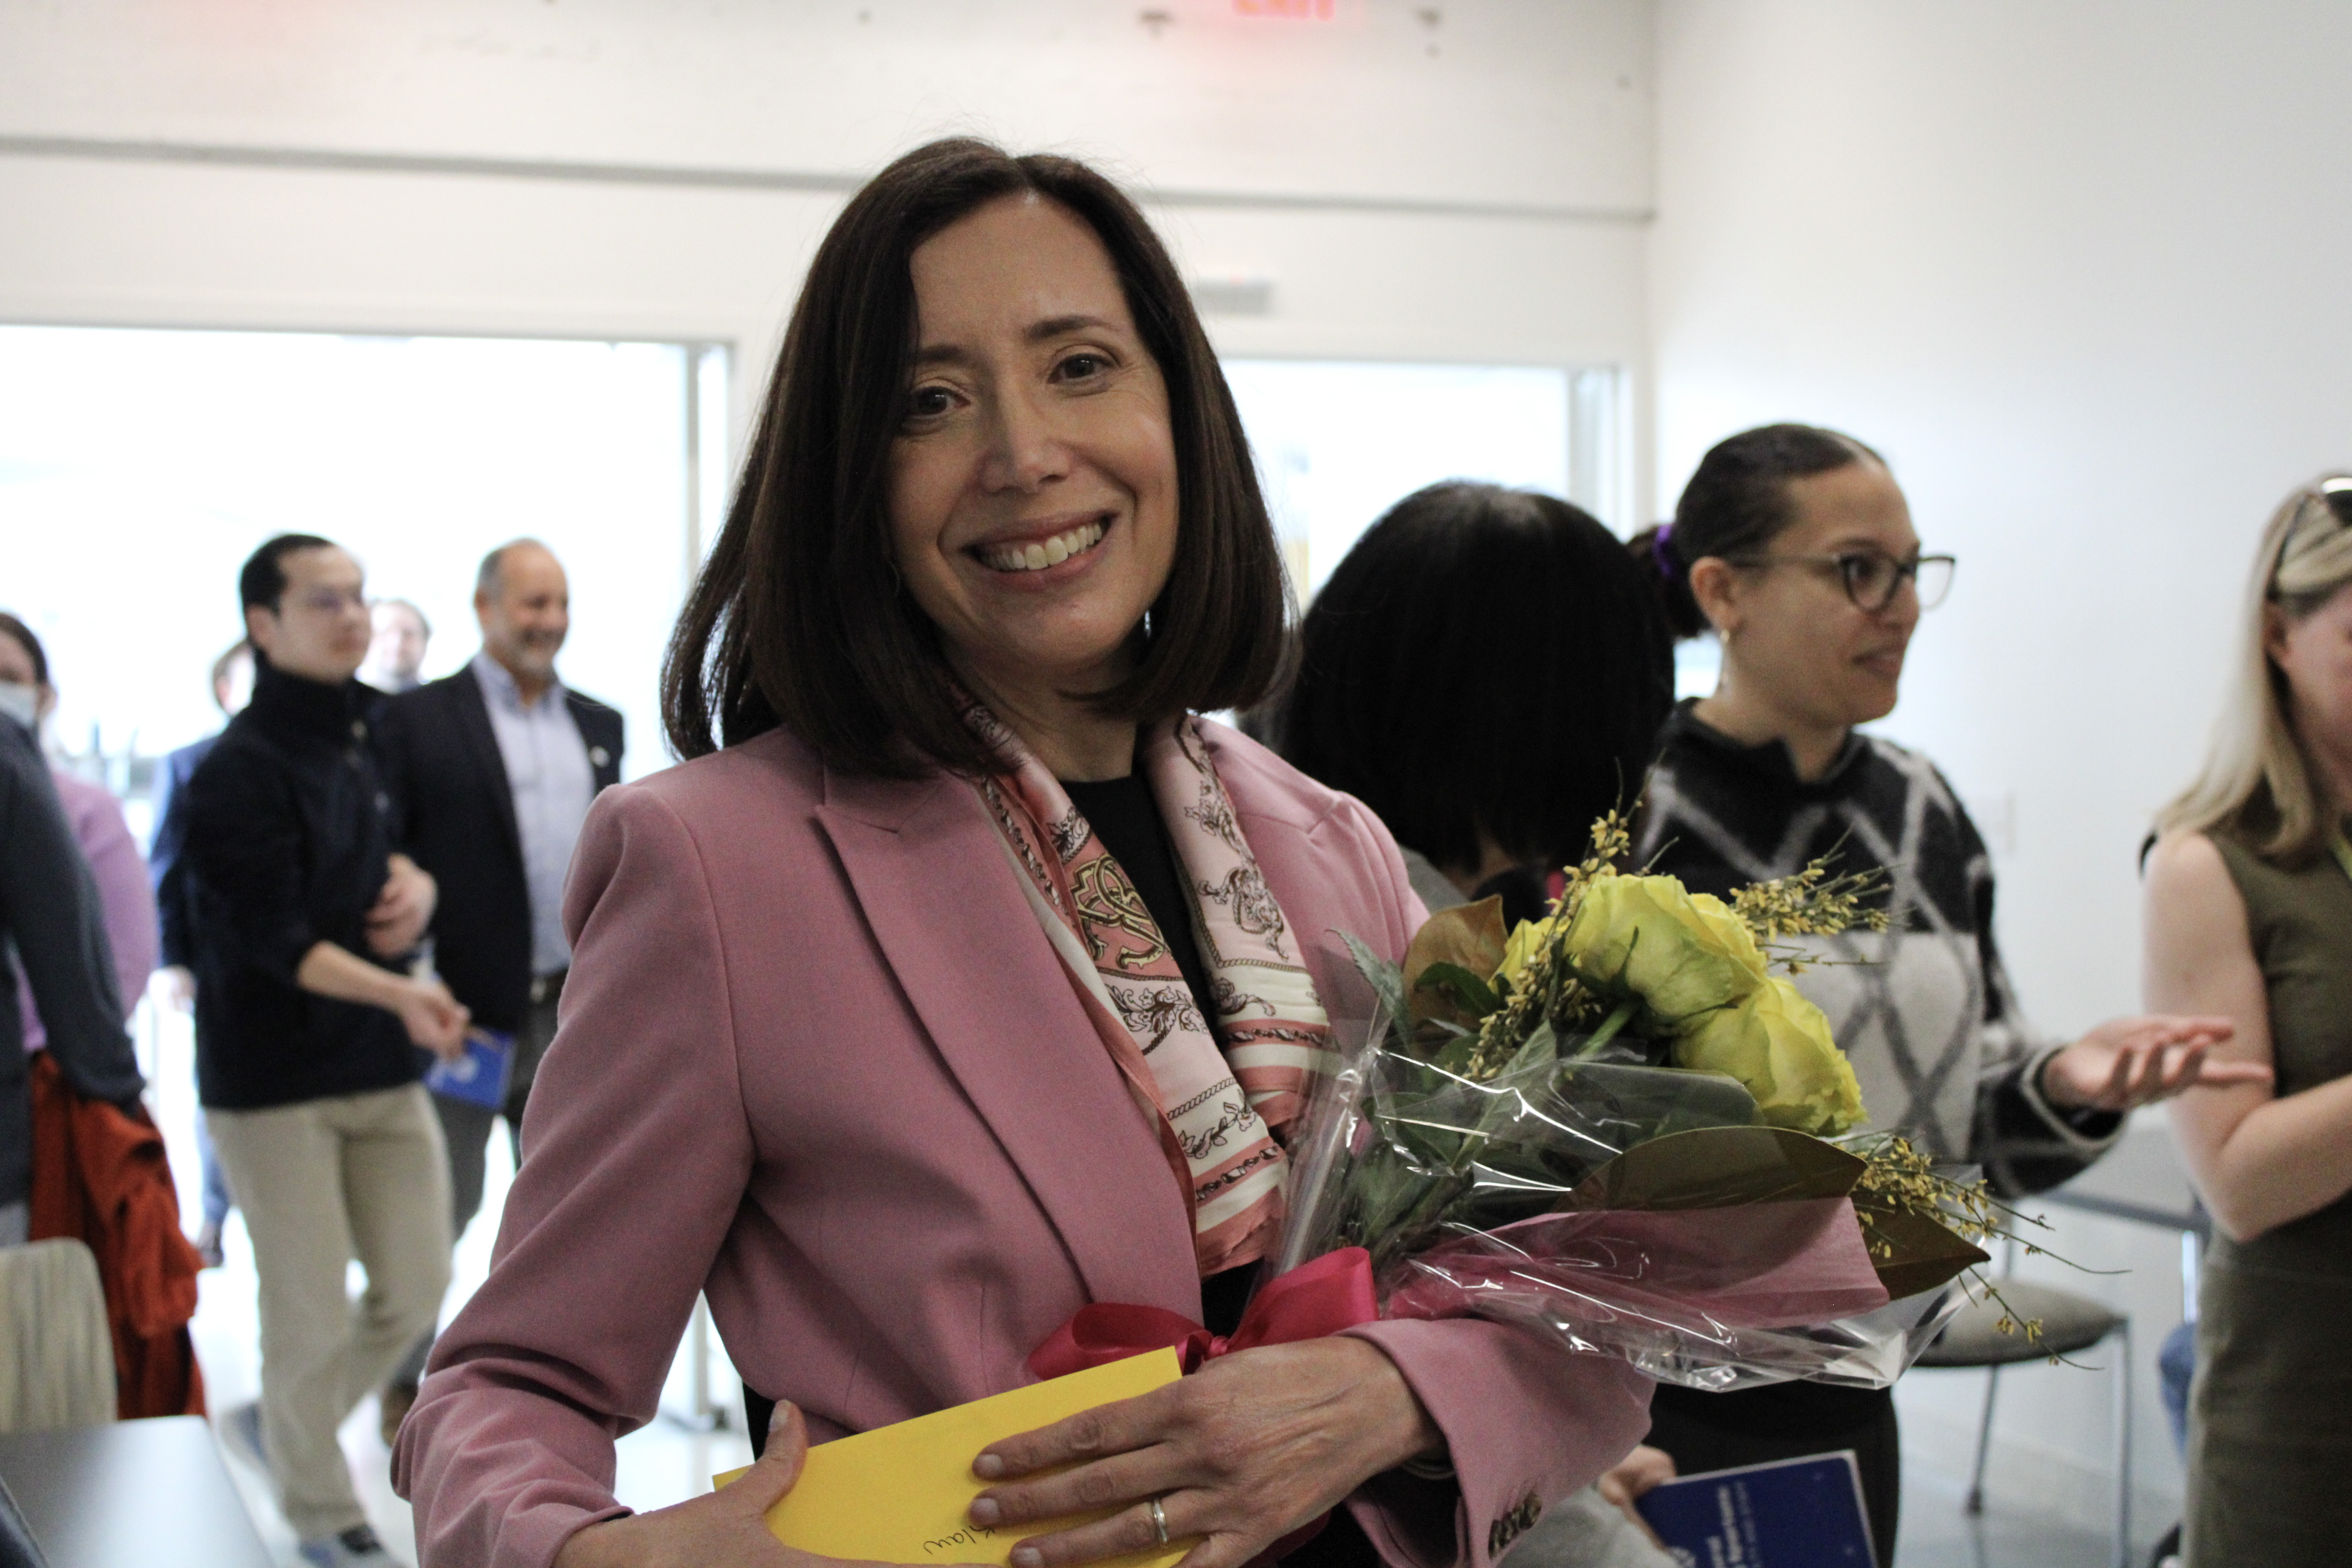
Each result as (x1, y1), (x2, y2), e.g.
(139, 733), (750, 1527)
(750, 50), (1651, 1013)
(1635, 1451), (1876, 1567)
(424, 1029), (515, 1111)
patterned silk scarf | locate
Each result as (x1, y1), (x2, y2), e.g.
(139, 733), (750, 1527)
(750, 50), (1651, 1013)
(969, 708), (1338, 1276)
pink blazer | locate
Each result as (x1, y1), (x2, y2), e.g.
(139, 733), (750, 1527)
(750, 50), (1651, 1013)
(394, 722), (1650, 1568)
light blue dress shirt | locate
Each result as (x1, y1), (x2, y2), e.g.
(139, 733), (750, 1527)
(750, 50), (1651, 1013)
(472, 652), (595, 977)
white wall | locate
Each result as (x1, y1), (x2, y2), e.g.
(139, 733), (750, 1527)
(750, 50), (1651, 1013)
(1652, 0), (2352, 1531)
(0, 0), (1657, 473)
(0, 0), (1652, 212)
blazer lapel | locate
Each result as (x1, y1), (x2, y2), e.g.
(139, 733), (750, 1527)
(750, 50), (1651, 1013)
(816, 766), (1199, 1316)
(564, 694), (622, 791)
(448, 671), (523, 866)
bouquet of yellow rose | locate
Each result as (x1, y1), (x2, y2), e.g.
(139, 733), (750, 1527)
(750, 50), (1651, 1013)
(1275, 815), (2004, 1390)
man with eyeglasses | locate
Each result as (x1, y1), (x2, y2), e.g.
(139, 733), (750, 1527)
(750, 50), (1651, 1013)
(180, 533), (471, 1568)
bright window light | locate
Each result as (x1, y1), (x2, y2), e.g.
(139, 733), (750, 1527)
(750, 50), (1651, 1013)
(1221, 359), (1613, 601)
(0, 326), (723, 822)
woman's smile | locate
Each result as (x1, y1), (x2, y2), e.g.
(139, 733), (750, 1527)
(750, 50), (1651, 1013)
(969, 512), (1111, 576)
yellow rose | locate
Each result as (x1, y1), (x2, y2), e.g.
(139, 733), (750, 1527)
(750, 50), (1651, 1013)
(1673, 977), (1867, 1135)
(1686, 891), (1771, 982)
(1561, 873), (1769, 1026)
(1495, 914), (1559, 992)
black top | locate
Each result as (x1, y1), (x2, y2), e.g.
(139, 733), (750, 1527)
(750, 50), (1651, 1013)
(0, 715), (144, 1207)
(1060, 775), (1263, 1341)
(375, 669), (623, 1031)
(1061, 774), (1223, 1034)
(181, 662), (418, 1111)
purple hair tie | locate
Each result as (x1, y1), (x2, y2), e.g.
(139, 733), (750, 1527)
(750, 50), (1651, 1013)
(1650, 523), (1677, 579)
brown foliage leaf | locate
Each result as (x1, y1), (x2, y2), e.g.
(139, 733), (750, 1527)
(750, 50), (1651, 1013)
(1402, 897), (1508, 1027)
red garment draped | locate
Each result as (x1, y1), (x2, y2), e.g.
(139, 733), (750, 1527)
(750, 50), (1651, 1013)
(29, 1050), (206, 1419)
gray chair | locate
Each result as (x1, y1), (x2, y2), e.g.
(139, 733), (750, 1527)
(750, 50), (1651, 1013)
(1913, 1274), (2131, 1568)
(0, 1240), (115, 1435)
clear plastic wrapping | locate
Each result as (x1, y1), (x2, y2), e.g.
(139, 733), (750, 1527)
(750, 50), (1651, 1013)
(1275, 1028), (1978, 1391)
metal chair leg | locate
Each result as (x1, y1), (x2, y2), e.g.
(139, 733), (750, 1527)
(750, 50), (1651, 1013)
(1965, 1360), (2001, 1514)
(2113, 1318), (2133, 1568)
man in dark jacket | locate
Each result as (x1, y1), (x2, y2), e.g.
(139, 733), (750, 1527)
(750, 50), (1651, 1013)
(373, 539), (621, 1432)
(182, 534), (470, 1568)
(0, 710), (144, 1246)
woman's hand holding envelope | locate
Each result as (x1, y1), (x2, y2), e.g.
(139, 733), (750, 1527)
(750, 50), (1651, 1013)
(555, 1403), (986, 1568)
(965, 1338), (1441, 1568)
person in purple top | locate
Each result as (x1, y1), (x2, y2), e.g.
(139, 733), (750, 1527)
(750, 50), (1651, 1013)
(0, 614), (156, 1047)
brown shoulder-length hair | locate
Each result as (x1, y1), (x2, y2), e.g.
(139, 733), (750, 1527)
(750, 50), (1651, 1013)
(662, 137), (1289, 775)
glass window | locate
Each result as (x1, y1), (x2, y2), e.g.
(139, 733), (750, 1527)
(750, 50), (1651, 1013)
(0, 326), (727, 835)
(1221, 359), (1619, 600)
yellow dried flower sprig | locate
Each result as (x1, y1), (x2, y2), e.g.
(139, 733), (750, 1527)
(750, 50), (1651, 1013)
(1460, 811), (1635, 1078)
(1845, 1133), (2099, 1362)
(1728, 858), (1892, 971)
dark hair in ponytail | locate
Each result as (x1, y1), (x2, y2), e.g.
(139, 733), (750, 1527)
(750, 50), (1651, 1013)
(1629, 423), (1884, 640)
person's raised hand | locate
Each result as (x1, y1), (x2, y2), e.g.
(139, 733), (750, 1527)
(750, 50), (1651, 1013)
(365, 854), (437, 958)
(396, 978), (471, 1062)
(967, 1336), (1440, 1568)
(2040, 1015), (2269, 1112)
(1595, 1444), (1676, 1544)
(554, 1402), (923, 1568)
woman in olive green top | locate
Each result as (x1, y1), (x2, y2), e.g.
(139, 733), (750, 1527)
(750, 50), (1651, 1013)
(2145, 473), (2352, 1568)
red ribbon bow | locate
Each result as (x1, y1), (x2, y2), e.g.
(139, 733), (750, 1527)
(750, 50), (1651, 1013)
(1027, 1246), (1379, 1380)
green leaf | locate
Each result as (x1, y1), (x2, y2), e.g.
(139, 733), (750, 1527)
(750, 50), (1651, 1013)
(1413, 961), (1501, 1019)
(1562, 1124), (1867, 1212)
(1341, 930), (1410, 1055)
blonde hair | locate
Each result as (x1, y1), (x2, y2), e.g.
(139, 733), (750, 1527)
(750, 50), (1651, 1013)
(2159, 475), (2352, 864)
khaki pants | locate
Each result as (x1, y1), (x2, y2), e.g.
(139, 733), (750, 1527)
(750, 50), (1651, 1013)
(210, 1083), (452, 1540)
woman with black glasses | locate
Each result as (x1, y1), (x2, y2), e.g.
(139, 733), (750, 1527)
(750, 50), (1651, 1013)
(1624, 423), (2245, 1563)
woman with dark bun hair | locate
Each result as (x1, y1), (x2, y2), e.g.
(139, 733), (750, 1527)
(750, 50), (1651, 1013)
(394, 139), (1650, 1568)
(1626, 424), (2250, 1563)
(1270, 481), (1675, 927)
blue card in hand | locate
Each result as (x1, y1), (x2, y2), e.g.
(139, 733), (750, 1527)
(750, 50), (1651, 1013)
(424, 1029), (515, 1111)
(1634, 1451), (1877, 1567)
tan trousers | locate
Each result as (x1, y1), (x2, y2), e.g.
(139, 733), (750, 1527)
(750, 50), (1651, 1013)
(210, 1083), (452, 1540)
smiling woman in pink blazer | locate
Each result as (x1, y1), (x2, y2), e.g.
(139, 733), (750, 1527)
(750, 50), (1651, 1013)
(394, 139), (1650, 1568)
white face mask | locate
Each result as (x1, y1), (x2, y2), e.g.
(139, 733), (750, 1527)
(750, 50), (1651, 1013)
(0, 682), (38, 731)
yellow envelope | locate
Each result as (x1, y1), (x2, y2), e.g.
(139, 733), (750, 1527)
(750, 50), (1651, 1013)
(714, 1348), (1189, 1568)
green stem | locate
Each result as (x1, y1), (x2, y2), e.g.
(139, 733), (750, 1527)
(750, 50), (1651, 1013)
(1567, 998), (1641, 1062)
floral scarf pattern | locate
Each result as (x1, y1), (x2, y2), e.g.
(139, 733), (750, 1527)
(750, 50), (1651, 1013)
(969, 709), (1337, 1276)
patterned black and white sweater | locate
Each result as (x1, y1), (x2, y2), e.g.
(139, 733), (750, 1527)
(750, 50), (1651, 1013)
(1635, 703), (2120, 1197)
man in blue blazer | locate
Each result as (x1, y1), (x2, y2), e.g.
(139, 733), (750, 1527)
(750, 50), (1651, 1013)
(374, 539), (621, 1434)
